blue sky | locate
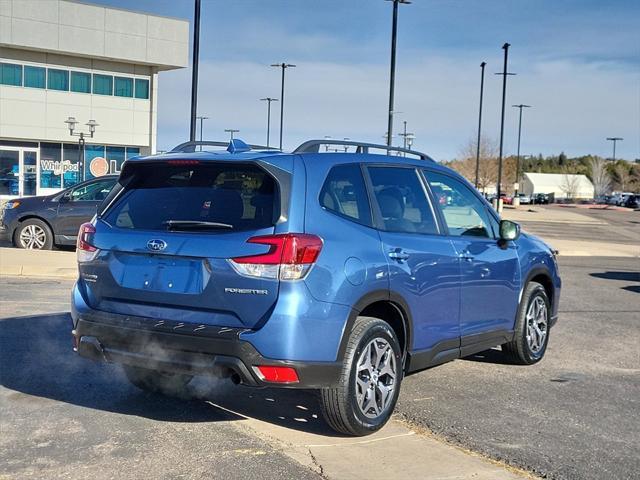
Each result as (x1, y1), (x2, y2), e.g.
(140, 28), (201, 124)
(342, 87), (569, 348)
(94, 0), (639, 160)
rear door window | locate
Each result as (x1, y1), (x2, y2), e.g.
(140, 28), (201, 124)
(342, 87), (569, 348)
(320, 164), (372, 227)
(103, 163), (278, 232)
(367, 166), (439, 234)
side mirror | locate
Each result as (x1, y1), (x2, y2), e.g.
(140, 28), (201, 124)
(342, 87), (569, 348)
(499, 220), (521, 242)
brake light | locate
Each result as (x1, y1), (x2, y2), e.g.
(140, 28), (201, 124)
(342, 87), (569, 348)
(230, 233), (323, 280)
(167, 159), (200, 165)
(77, 223), (99, 263)
(255, 365), (299, 383)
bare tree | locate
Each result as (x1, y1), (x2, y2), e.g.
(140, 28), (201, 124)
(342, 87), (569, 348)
(613, 163), (631, 191)
(560, 169), (581, 200)
(451, 136), (499, 193)
(589, 156), (611, 198)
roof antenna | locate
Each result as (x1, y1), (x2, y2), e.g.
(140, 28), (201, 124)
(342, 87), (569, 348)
(227, 139), (251, 153)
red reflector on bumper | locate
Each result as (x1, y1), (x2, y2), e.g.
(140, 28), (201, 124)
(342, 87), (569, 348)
(255, 366), (299, 383)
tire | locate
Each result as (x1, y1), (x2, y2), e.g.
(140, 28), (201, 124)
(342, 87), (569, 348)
(13, 218), (54, 250)
(320, 316), (403, 436)
(123, 365), (192, 396)
(502, 282), (551, 365)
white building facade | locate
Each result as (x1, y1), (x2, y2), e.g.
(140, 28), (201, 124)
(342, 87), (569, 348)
(0, 0), (189, 198)
(521, 172), (595, 200)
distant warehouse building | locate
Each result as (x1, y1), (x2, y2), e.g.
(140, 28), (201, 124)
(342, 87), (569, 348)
(0, 0), (189, 199)
(521, 172), (594, 201)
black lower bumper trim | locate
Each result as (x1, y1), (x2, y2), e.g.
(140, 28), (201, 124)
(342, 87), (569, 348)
(74, 315), (342, 389)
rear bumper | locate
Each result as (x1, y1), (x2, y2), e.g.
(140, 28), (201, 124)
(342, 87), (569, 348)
(72, 309), (343, 389)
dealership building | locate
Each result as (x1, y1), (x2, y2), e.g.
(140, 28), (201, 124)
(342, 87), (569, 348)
(0, 0), (189, 198)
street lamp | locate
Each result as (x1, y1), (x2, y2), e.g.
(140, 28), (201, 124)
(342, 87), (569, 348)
(260, 97), (279, 148)
(343, 137), (350, 152)
(224, 129), (239, 141)
(606, 137), (623, 161)
(190, 0), (202, 141)
(398, 120), (415, 156)
(270, 63), (296, 150)
(512, 104), (532, 195)
(495, 43), (516, 199)
(385, 0), (411, 147)
(196, 115), (208, 150)
(65, 117), (98, 182)
(474, 61), (487, 188)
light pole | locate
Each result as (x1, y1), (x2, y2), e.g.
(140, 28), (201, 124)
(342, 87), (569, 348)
(512, 104), (531, 195)
(196, 115), (208, 150)
(385, 0), (411, 147)
(606, 137), (623, 161)
(398, 120), (414, 156)
(260, 97), (278, 148)
(343, 137), (350, 152)
(495, 43), (516, 199)
(224, 129), (239, 141)
(189, 0), (202, 142)
(271, 63), (296, 150)
(64, 117), (98, 182)
(474, 61), (486, 188)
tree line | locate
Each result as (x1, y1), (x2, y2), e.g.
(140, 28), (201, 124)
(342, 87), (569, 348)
(443, 136), (640, 195)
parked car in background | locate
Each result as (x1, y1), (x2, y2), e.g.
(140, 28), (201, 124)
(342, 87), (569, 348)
(516, 193), (532, 205)
(71, 138), (561, 436)
(0, 175), (118, 249)
(611, 192), (633, 206)
(624, 194), (639, 209)
(534, 193), (550, 205)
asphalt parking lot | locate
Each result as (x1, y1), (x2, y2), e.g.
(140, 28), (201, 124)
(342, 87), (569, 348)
(1, 256), (638, 479)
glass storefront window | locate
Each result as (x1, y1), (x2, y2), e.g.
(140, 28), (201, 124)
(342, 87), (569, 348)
(0, 150), (20, 195)
(114, 77), (133, 97)
(71, 71), (91, 93)
(134, 79), (149, 99)
(106, 146), (126, 175)
(24, 66), (46, 89)
(39, 143), (62, 189)
(84, 145), (107, 180)
(1, 63), (22, 86)
(93, 74), (113, 95)
(47, 69), (69, 91)
(61, 143), (82, 188)
(125, 147), (140, 160)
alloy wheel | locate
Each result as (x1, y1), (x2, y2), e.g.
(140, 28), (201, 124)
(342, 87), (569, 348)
(355, 337), (397, 419)
(19, 224), (47, 249)
(526, 296), (548, 353)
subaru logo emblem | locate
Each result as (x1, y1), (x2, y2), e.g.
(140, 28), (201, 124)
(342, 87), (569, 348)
(147, 239), (167, 252)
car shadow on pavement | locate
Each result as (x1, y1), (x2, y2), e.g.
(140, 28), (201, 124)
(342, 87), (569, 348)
(590, 271), (640, 294)
(461, 347), (514, 365)
(0, 312), (339, 436)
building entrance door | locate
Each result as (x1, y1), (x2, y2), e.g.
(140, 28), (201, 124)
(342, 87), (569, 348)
(0, 147), (40, 198)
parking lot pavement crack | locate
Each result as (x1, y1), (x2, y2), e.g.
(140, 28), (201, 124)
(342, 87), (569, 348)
(307, 448), (328, 479)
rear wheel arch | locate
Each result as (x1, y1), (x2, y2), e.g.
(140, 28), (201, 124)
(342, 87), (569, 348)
(340, 290), (412, 365)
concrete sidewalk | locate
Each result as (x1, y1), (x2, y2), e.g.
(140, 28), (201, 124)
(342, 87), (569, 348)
(0, 247), (77, 279)
(501, 205), (605, 224)
(207, 401), (531, 480)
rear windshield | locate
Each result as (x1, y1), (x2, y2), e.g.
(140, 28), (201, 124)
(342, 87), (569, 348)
(103, 163), (279, 232)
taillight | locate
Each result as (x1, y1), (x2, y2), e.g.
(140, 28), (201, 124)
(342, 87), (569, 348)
(230, 233), (323, 280)
(254, 365), (299, 383)
(77, 223), (99, 263)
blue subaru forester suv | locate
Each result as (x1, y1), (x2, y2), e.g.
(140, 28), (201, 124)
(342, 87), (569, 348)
(72, 139), (561, 436)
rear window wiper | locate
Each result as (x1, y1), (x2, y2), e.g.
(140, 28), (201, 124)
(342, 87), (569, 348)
(162, 220), (234, 230)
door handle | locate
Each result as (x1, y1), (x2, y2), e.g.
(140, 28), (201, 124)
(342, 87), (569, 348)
(388, 249), (410, 262)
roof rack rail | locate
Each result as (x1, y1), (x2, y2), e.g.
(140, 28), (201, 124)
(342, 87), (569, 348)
(170, 140), (277, 153)
(293, 139), (434, 162)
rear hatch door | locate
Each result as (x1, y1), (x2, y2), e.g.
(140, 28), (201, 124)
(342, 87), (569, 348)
(82, 159), (285, 329)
